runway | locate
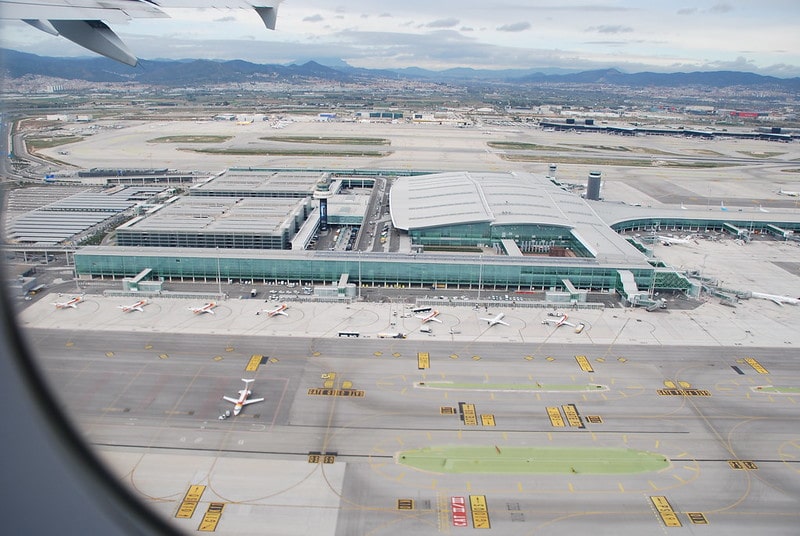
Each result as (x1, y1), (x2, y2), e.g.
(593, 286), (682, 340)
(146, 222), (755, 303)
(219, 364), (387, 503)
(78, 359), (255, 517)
(23, 322), (800, 535)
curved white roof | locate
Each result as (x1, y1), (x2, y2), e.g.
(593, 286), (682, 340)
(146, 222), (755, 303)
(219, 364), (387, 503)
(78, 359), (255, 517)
(390, 171), (575, 230)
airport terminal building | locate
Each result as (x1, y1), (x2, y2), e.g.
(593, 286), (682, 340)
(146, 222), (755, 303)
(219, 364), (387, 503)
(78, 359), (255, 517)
(71, 169), (800, 301)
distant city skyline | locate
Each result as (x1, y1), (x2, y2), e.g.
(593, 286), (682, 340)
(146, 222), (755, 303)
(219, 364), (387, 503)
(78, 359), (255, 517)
(1, 1), (799, 77)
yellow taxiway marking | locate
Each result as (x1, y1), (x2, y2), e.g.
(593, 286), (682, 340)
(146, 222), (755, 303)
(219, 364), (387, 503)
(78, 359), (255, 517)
(245, 354), (262, 371)
(469, 495), (491, 529)
(105, 351), (114, 358)
(224, 346), (234, 353)
(198, 502), (225, 532)
(144, 344), (153, 350)
(212, 356), (223, 362)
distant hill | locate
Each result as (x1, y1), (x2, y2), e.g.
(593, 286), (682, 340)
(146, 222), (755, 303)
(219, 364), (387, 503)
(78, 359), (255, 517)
(2, 48), (799, 90)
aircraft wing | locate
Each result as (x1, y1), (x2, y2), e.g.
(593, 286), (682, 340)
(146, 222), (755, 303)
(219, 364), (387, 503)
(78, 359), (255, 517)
(222, 396), (239, 404)
(1, 0), (283, 66)
(242, 397), (264, 405)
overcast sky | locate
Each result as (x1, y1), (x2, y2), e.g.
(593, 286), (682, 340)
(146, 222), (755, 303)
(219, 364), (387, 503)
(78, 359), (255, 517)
(2, 0), (799, 76)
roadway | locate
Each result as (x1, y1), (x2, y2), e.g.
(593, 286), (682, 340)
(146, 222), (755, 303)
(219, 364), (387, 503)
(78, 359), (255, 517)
(20, 301), (800, 535)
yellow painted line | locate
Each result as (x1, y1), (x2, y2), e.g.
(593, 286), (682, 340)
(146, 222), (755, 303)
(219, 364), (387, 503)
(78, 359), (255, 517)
(663, 380), (676, 389)
(198, 502), (225, 532)
(678, 381), (691, 389)
(562, 404), (584, 428)
(418, 352), (430, 370)
(245, 354), (262, 372)
(175, 485), (206, 519)
(212, 356), (223, 362)
(618, 482), (625, 493)
(547, 406), (565, 427)
(469, 495), (491, 529)
(158, 354), (169, 360)
(480, 414), (495, 426)
(745, 357), (768, 374)
(105, 351), (114, 358)
(651, 496), (681, 527)
(450, 354), (459, 359)
(224, 347), (234, 353)
(575, 355), (594, 372)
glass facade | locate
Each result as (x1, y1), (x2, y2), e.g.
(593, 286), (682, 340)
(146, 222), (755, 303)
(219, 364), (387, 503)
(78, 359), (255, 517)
(75, 247), (661, 292)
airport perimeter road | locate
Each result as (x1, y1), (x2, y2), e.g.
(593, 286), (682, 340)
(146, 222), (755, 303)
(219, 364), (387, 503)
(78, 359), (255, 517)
(24, 329), (800, 535)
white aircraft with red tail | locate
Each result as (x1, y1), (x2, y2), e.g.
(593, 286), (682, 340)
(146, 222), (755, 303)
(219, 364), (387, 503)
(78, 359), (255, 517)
(53, 296), (83, 309)
(118, 299), (148, 312)
(258, 303), (289, 317)
(223, 379), (265, 416)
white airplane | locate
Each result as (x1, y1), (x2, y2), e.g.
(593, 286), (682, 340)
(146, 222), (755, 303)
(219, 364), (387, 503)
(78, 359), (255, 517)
(657, 235), (693, 245)
(541, 313), (577, 328)
(257, 303), (288, 317)
(222, 379), (264, 416)
(479, 312), (509, 327)
(1, 0), (284, 66)
(53, 296), (83, 309)
(778, 189), (800, 197)
(750, 292), (800, 306)
(118, 299), (148, 312)
(416, 310), (442, 323)
(189, 302), (217, 315)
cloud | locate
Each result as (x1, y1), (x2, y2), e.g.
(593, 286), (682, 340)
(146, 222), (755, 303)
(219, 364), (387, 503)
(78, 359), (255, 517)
(214, 16), (236, 23)
(586, 25), (633, 34)
(497, 22), (531, 32)
(426, 18), (460, 28)
(709, 3), (733, 14)
(677, 8), (698, 15)
(303, 14), (324, 23)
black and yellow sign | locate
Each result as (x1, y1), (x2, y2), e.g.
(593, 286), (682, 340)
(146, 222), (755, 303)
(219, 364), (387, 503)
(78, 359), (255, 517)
(562, 404), (584, 428)
(469, 495), (491, 529)
(728, 460), (758, 470)
(323, 455), (336, 464)
(650, 496), (681, 527)
(480, 414), (496, 427)
(744, 357), (768, 374)
(657, 389), (711, 397)
(440, 406), (456, 415)
(585, 415), (603, 424)
(308, 454), (321, 463)
(687, 512), (708, 524)
(198, 502), (225, 532)
(175, 484), (206, 519)
(460, 403), (478, 426)
(417, 352), (430, 370)
(308, 388), (365, 397)
(245, 354), (264, 372)
(397, 499), (415, 510)
(547, 406), (565, 427)
(575, 355), (594, 373)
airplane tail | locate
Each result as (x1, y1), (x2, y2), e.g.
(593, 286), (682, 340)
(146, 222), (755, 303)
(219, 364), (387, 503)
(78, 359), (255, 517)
(242, 379), (255, 385)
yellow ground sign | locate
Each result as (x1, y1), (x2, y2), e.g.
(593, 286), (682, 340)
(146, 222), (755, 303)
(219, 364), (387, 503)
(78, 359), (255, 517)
(245, 354), (262, 372)
(175, 485), (206, 519)
(469, 495), (491, 529)
(575, 355), (594, 372)
(651, 496), (681, 527)
(198, 502), (225, 532)
(547, 406), (565, 427)
(745, 357), (768, 374)
(562, 404), (584, 428)
(418, 352), (430, 369)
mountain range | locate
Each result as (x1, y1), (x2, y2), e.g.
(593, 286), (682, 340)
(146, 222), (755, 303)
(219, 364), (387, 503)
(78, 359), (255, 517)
(2, 48), (800, 90)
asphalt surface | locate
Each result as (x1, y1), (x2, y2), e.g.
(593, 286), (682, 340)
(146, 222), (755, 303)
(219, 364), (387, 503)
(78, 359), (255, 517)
(18, 297), (800, 535)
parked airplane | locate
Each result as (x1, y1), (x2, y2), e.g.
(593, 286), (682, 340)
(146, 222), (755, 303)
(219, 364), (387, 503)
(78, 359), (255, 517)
(118, 299), (148, 312)
(416, 310), (442, 323)
(222, 379), (264, 416)
(542, 313), (577, 328)
(189, 302), (217, 314)
(657, 235), (694, 245)
(257, 303), (288, 317)
(2, 0), (284, 66)
(778, 189), (800, 197)
(53, 296), (83, 309)
(479, 312), (509, 327)
(750, 292), (800, 306)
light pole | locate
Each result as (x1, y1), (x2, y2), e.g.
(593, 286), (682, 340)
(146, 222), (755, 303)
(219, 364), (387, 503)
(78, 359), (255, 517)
(477, 254), (483, 301)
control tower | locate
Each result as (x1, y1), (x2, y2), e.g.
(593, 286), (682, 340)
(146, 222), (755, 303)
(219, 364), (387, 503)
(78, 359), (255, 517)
(313, 174), (333, 231)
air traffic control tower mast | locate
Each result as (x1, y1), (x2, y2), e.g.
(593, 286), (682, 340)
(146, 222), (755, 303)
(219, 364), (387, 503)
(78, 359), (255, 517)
(314, 174), (333, 231)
